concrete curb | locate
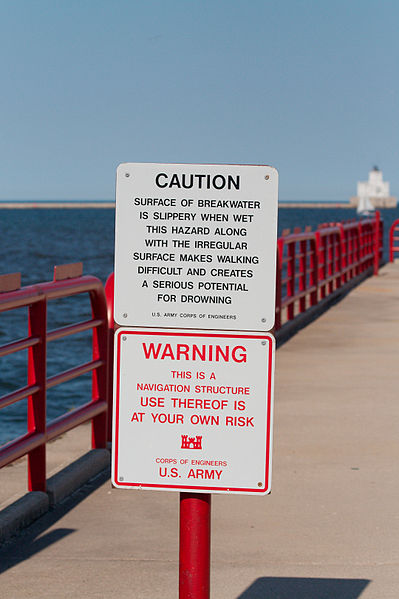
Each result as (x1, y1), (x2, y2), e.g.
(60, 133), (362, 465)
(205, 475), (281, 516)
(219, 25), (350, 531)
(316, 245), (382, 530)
(47, 449), (110, 507)
(0, 448), (110, 545)
(0, 492), (49, 544)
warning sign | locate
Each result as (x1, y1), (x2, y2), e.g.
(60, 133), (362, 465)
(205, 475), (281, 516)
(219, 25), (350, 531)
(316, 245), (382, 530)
(113, 162), (278, 331)
(112, 328), (275, 495)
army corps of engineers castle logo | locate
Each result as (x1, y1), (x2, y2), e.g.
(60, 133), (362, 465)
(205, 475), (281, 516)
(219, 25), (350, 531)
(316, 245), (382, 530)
(181, 435), (202, 450)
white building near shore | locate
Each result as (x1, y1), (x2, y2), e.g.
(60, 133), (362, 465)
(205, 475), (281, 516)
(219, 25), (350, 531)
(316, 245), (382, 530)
(350, 167), (397, 208)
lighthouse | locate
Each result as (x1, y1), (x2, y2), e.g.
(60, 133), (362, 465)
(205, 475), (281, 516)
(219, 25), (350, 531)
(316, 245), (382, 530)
(350, 167), (397, 208)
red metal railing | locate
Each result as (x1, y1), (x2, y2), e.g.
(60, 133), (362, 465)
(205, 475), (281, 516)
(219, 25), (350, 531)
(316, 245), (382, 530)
(389, 218), (399, 262)
(0, 264), (109, 492)
(0, 213), (383, 494)
(275, 213), (382, 330)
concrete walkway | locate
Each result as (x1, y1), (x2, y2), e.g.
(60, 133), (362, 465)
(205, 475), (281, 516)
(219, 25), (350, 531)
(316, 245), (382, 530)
(1, 263), (399, 598)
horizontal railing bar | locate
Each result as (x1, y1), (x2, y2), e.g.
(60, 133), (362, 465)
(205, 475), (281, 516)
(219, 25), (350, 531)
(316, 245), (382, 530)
(46, 359), (104, 389)
(317, 233), (340, 239)
(319, 274), (341, 286)
(281, 258), (293, 266)
(321, 260), (340, 267)
(0, 431), (46, 468)
(281, 286), (318, 306)
(278, 232), (316, 243)
(0, 384), (40, 409)
(281, 277), (292, 285)
(36, 275), (104, 300)
(47, 399), (107, 441)
(0, 287), (44, 312)
(280, 248), (316, 260)
(281, 276), (317, 286)
(47, 318), (103, 342)
(0, 335), (41, 357)
(0, 400), (107, 467)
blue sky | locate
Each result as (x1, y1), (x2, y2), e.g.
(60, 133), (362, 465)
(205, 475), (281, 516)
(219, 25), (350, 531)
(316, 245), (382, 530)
(0, 0), (397, 201)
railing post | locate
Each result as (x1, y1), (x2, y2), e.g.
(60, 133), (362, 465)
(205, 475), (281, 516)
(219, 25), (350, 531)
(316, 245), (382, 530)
(179, 492), (211, 599)
(315, 230), (324, 299)
(275, 241), (283, 329)
(328, 232), (333, 294)
(104, 272), (115, 443)
(389, 223), (394, 263)
(357, 222), (364, 273)
(389, 218), (399, 263)
(374, 211), (380, 276)
(27, 295), (47, 492)
(338, 224), (346, 285)
(299, 236), (307, 313)
(90, 286), (108, 450)
(310, 236), (318, 306)
(287, 239), (295, 321)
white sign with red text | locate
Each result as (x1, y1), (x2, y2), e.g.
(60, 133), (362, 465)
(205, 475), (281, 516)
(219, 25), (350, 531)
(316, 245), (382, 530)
(112, 328), (275, 495)
(114, 162), (278, 331)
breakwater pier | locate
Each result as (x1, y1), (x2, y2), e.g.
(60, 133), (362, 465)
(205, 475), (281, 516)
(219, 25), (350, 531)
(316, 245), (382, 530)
(1, 261), (398, 598)
(0, 215), (398, 598)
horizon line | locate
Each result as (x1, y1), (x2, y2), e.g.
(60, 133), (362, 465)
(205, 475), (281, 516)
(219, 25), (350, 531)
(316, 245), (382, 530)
(0, 198), (352, 204)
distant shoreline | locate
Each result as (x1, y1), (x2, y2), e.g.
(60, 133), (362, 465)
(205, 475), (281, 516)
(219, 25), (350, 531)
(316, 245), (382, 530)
(0, 202), (115, 209)
(279, 202), (352, 208)
(0, 201), (356, 209)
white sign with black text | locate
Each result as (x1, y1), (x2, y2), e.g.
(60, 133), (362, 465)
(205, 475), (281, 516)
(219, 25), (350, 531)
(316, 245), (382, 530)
(112, 328), (275, 495)
(114, 163), (278, 331)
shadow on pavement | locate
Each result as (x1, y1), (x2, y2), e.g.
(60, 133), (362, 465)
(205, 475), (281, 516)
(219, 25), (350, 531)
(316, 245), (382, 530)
(237, 577), (370, 599)
(0, 467), (110, 574)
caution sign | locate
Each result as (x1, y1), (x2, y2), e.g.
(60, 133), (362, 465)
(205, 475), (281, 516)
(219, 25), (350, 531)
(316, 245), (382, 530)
(114, 162), (278, 331)
(112, 328), (275, 495)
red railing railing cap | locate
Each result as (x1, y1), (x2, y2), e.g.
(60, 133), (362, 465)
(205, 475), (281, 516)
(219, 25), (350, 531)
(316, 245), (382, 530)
(278, 230), (316, 244)
(389, 218), (399, 232)
(36, 274), (105, 300)
(316, 224), (341, 236)
(0, 284), (44, 311)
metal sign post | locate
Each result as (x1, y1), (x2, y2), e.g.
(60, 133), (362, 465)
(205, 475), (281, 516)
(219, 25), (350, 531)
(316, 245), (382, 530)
(179, 493), (211, 599)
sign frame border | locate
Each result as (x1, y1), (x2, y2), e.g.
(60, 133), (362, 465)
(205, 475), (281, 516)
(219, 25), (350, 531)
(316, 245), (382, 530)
(113, 161), (279, 332)
(112, 328), (275, 495)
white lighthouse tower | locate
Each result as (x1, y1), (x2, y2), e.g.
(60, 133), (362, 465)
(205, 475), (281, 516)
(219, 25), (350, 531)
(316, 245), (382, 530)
(350, 167), (397, 208)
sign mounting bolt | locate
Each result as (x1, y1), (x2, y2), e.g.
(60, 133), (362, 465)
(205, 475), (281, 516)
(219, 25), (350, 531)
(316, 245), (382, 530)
(261, 341), (266, 346)
(264, 175), (270, 180)
(122, 336), (127, 341)
(261, 318), (266, 323)
(123, 313), (128, 318)
(125, 173), (130, 178)
(258, 482), (263, 487)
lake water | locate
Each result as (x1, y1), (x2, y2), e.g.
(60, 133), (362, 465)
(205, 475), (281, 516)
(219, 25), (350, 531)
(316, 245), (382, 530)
(1, 205), (398, 444)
